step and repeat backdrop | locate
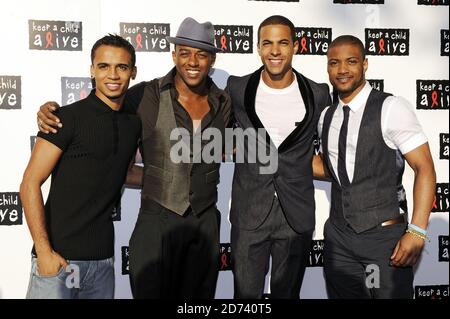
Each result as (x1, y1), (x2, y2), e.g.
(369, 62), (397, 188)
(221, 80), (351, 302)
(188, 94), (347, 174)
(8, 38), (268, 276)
(0, 0), (448, 299)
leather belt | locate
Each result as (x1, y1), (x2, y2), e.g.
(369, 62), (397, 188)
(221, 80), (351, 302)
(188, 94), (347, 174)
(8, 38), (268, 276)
(381, 215), (405, 227)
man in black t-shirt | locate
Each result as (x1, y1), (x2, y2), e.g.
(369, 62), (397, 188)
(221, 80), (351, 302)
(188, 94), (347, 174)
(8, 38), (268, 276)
(20, 34), (140, 299)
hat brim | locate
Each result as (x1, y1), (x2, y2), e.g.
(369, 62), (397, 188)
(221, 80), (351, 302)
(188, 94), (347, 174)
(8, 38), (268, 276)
(166, 36), (222, 53)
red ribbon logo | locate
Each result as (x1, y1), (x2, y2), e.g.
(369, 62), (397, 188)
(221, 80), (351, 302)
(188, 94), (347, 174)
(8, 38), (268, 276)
(431, 90), (439, 108)
(300, 37), (308, 53)
(220, 253), (228, 269)
(378, 38), (385, 54)
(432, 195), (437, 209)
(136, 33), (143, 49)
(45, 31), (53, 49)
(220, 35), (227, 50)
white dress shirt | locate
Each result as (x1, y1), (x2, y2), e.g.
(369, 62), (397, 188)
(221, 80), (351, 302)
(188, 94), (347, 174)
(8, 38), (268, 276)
(318, 82), (427, 184)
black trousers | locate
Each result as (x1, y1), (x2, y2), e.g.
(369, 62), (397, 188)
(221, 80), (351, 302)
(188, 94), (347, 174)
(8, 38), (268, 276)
(323, 219), (414, 299)
(129, 200), (220, 299)
(231, 196), (313, 299)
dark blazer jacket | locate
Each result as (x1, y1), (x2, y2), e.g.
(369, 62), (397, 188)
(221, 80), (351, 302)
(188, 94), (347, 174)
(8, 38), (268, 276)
(226, 66), (331, 233)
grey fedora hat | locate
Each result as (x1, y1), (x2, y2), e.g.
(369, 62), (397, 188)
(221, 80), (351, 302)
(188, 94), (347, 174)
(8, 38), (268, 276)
(167, 17), (221, 53)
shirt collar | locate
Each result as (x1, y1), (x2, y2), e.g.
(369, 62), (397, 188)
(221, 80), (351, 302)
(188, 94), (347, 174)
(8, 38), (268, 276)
(159, 67), (228, 114)
(338, 81), (372, 113)
(159, 67), (177, 89)
(89, 89), (121, 113)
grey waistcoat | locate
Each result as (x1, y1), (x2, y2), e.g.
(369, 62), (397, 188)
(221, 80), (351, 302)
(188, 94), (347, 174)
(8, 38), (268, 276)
(140, 79), (221, 216)
(321, 89), (407, 233)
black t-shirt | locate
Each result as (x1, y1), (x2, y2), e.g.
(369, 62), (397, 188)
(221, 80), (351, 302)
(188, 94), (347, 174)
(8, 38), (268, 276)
(35, 91), (141, 260)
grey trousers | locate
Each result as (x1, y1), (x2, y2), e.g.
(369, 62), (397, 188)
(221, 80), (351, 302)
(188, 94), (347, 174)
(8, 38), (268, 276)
(323, 219), (414, 299)
(231, 196), (313, 299)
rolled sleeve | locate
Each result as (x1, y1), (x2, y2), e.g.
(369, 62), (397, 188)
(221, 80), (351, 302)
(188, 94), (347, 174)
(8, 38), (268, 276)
(382, 96), (428, 154)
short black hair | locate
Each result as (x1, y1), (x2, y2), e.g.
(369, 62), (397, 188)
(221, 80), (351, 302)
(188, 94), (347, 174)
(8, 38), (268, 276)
(257, 15), (296, 44)
(91, 34), (136, 67)
(329, 35), (366, 60)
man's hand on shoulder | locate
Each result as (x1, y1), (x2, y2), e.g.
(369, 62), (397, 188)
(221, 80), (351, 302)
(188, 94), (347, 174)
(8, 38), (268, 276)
(37, 101), (62, 134)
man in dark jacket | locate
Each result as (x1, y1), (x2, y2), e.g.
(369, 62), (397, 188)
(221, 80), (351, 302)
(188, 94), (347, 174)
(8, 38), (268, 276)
(226, 15), (331, 299)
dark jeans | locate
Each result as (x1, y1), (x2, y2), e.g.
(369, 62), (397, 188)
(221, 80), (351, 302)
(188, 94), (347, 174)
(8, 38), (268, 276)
(323, 219), (414, 299)
(231, 196), (313, 299)
(129, 200), (220, 299)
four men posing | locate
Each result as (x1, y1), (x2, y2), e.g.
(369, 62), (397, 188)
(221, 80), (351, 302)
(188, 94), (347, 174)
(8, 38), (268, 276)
(25, 15), (436, 299)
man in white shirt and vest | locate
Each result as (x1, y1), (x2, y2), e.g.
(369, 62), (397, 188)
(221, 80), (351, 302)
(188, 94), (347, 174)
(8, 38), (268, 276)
(315, 35), (436, 298)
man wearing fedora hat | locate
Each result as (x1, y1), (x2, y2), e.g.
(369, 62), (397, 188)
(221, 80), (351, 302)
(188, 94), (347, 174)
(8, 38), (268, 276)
(36, 17), (231, 299)
(126, 17), (231, 299)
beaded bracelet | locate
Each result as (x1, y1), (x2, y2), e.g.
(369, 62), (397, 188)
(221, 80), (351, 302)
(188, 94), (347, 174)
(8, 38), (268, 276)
(406, 228), (430, 242)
